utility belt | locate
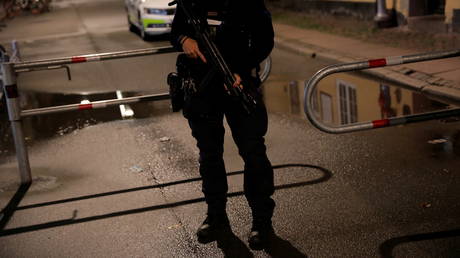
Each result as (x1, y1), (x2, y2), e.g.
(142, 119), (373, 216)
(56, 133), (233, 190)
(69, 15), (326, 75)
(167, 54), (216, 112)
(167, 53), (261, 113)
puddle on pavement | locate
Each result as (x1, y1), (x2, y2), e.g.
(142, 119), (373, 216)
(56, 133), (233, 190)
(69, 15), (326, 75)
(262, 70), (460, 156)
(1, 69), (459, 159)
(263, 71), (456, 123)
(427, 131), (460, 157)
(0, 90), (170, 159)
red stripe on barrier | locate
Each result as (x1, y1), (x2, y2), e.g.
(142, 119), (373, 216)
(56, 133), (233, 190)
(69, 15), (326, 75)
(372, 119), (390, 128)
(368, 58), (387, 68)
(78, 103), (93, 110)
(71, 56), (87, 63)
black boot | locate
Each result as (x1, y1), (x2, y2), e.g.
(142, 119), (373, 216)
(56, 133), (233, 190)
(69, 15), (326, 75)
(196, 213), (230, 244)
(247, 198), (275, 250)
(248, 219), (274, 250)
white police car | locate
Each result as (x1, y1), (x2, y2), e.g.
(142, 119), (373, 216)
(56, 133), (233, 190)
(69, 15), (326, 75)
(125, 0), (176, 39)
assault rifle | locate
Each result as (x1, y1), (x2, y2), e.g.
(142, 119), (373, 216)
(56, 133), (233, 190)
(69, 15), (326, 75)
(168, 0), (257, 114)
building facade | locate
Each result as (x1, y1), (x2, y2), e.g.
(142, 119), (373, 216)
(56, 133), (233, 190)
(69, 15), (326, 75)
(269, 0), (460, 33)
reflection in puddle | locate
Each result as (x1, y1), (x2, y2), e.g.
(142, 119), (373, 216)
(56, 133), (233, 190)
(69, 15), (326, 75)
(0, 91), (169, 158)
(311, 72), (454, 127)
(262, 71), (460, 156)
(263, 71), (454, 125)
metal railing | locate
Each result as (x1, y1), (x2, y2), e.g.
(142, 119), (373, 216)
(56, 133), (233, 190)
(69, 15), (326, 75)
(1, 43), (176, 185)
(303, 49), (460, 134)
(13, 46), (175, 70)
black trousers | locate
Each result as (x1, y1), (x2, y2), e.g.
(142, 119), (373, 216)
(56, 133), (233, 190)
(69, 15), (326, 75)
(185, 87), (275, 223)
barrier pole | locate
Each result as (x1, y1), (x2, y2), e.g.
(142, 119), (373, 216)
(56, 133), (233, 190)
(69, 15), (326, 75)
(304, 49), (460, 134)
(20, 92), (171, 117)
(11, 40), (21, 62)
(1, 62), (32, 184)
(14, 46), (176, 70)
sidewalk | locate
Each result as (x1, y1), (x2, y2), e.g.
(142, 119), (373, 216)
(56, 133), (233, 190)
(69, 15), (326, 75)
(273, 23), (460, 106)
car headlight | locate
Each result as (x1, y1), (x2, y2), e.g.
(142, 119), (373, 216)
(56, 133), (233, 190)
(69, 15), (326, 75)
(144, 8), (167, 15)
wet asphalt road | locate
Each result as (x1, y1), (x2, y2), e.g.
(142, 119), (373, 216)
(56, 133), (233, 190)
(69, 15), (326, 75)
(0, 0), (459, 257)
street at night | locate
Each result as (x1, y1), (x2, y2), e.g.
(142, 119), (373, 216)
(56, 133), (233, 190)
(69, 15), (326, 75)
(1, 0), (459, 257)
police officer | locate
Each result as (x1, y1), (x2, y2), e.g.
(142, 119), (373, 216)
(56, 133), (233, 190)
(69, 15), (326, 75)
(170, 0), (275, 249)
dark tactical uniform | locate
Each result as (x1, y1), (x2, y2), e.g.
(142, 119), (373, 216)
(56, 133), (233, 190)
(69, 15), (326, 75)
(170, 0), (275, 233)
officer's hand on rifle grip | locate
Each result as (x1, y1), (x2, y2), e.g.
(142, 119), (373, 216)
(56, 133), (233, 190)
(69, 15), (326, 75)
(233, 73), (243, 89)
(182, 37), (207, 64)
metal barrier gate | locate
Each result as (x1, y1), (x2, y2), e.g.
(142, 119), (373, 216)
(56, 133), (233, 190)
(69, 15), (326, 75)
(1, 43), (176, 185)
(303, 49), (460, 134)
(2, 44), (460, 184)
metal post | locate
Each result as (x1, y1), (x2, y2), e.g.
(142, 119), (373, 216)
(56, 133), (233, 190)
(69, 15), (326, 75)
(375, 0), (389, 21)
(1, 62), (32, 184)
(11, 40), (21, 63)
(375, 0), (393, 28)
